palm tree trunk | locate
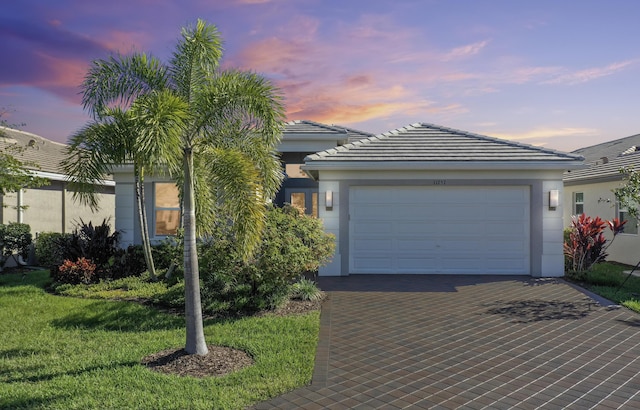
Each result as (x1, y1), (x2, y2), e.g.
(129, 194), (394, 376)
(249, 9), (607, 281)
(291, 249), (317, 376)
(183, 147), (208, 355)
(134, 168), (157, 281)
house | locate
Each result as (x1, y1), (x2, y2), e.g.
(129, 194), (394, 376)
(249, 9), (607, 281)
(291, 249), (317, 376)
(563, 134), (640, 266)
(274, 120), (373, 216)
(113, 120), (373, 246)
(112, 121), (582, 278)
(303, 123), (583, 277)
(0, 127), (115, 236)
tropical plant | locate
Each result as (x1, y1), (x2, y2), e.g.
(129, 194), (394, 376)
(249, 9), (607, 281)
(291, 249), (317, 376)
(62, 94), (186, 281)
(72, 20), (285, 355)
(564, 214), (625, 274)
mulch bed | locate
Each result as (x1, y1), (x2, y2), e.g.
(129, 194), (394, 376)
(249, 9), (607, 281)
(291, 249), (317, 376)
(141, 297), (324, 378)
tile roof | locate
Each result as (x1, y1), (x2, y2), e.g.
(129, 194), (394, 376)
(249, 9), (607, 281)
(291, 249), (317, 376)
(0, 126), (68, 174)
(283, 120), (374, 141)
(283, 120), (347, 135)
(305, 122), (583, 163)
(564, 133), (640, 183)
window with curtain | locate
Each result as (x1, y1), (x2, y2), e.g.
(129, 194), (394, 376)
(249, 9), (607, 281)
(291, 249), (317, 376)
(155, 182), (180, 235)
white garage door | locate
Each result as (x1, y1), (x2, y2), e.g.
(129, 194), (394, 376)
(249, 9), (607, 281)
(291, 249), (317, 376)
(349, 186), (530, 274)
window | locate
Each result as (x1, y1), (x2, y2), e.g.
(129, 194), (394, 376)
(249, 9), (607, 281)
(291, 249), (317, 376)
(287, 189), (318, 217)
(574, 192), (584, 215)
(155, 183), (180, 235)
(285, 163), (310, 178)
(619, 207), (639, 235)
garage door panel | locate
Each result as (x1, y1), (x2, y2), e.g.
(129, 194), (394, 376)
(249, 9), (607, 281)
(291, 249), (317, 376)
(353, 238), (392, 251)
(486, 206), (527, 219)
(396, 222), (431, 234)
(396, 238), (437, 251)
(353, 222), (393, 234)
(350, 186), (530, 275)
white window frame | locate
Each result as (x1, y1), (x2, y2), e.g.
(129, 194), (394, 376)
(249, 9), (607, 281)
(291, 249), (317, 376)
(618, 205), (638, 235)
(573, 192), (584, 215)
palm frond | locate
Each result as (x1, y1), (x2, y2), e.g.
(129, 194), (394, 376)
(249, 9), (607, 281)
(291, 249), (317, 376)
(82, 53), (169, 117)
(169, 19), (223, 102)
(130, 90), (189, 175)
(203, 147), (267, 260)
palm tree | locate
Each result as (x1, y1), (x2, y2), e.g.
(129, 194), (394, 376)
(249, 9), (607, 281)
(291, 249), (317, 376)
(70, 20), (285, 355)
(63, 91), (187, 281)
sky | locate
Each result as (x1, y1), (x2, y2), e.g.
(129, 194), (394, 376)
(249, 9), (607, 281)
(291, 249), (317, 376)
(1, 0), (639, 153)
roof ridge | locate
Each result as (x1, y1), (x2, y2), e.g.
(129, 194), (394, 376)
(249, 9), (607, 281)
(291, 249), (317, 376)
(0, 126), (69, 147)
(285, 119), (348, 134)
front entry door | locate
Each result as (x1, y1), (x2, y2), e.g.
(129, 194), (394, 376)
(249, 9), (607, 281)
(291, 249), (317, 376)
(285, 188), (318, 217)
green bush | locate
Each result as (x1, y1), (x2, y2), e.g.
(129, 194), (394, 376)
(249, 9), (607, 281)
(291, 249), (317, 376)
(152, 234), (183, 277)
(35, 232), (72, 268)
(110, 245), (147, 280)
(0, 222), (32, 268)
(200, 205), (335, 314)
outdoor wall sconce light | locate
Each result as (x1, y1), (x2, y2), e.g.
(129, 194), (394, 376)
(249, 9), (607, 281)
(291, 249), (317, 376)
(325, 190), (333, 209)
(549, 189), (559, 210)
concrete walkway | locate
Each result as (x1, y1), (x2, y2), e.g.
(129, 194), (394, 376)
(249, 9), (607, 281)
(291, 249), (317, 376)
(253, 275), (640, 409)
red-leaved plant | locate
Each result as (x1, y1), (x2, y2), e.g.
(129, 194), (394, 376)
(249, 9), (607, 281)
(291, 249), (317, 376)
(564, 214), (626, 274)
(56, 257), (97, 285)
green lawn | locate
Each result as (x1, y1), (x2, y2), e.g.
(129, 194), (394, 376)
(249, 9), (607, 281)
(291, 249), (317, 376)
(0, 270), (319, 410)
(570, 262), (640, 313)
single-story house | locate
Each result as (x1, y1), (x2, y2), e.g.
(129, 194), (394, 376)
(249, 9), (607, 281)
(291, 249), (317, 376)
(0, 126), (115, 235)
(114, 120), (373, 246)
(563, 133), (640, 266)
(303, 123), (583, 277)
(113, 121), (583, 277)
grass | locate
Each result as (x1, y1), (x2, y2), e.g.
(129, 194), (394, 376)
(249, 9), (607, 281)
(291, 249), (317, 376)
(0, 270), (320, 410)
(569, 262), (640, 313)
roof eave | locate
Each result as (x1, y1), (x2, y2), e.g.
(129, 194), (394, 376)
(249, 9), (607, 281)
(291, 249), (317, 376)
(302, 160), (585, 173)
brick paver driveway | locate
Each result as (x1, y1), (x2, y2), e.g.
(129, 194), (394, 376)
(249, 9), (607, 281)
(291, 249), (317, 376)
(254, 275), (640, 409)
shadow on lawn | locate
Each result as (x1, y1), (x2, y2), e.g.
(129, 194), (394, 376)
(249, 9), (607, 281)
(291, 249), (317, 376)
(0, 394), (71, 410)
(50, 300), (184, 332)
(0, 360), (139, 384)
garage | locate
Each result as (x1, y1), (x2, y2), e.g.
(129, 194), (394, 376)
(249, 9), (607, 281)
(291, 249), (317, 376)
(302, 122), (583, 277)
(349, 185), (530, 274)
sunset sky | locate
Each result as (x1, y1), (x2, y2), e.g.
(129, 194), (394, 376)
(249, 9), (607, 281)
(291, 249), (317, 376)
(1, 0), (639, 152)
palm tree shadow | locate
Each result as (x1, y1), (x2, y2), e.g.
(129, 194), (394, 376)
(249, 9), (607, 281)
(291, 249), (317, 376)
(50, 300), (184, 332)
(485, 299), (593, 323)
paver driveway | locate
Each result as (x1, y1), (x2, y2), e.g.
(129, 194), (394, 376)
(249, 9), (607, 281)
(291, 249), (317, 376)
(254, 275), (640, 409)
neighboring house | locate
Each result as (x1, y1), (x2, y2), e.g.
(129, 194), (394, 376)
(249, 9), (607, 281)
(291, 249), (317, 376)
(0, 126), (115, 235)
(303, 123), (583, 277)
(113, 119), (373, 246)
(563, 133), (640, 266)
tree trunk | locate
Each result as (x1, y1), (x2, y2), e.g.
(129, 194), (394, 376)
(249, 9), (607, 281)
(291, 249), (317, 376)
(134, 168), (157, 281)
(183, 147), (208, 355)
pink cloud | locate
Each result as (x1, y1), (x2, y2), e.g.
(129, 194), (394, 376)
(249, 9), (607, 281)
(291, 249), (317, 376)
(543, 60), (635, 85)
(442, 40), (489, 61)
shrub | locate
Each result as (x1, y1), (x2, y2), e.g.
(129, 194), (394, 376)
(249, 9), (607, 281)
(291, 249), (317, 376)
(110, 245), (147, 280)
(54, 257), (97, 285)
(152, 234), (183, 278)
(0, 222), (32, 268)
(200, 205), (335, 314)
(564, 214), (625, 276)
(35, 232), (72, 268)
(55, 219), (120, 280)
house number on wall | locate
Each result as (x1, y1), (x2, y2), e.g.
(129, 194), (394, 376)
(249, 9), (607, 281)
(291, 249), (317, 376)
(433, 180), (446, 185)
